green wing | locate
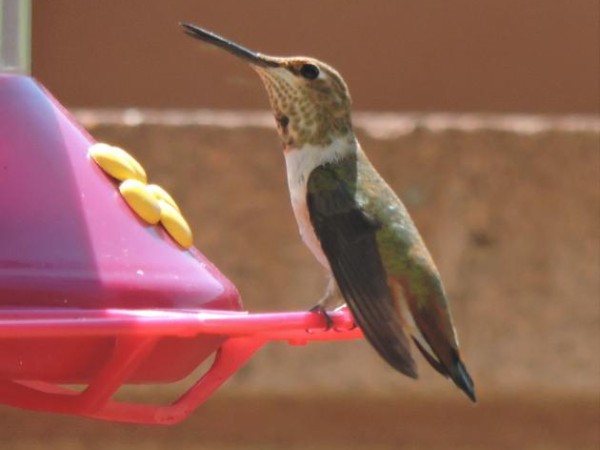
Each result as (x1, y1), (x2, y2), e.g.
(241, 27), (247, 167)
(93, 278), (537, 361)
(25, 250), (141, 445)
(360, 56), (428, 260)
(306, 161), (417, 378)
(307, 157), (476, 401)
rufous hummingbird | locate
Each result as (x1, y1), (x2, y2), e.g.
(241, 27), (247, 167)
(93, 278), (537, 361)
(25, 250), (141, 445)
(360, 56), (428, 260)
(181, 23), (475, 402)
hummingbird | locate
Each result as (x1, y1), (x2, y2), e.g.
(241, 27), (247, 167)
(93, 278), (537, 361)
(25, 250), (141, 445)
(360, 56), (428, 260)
(181, 23), (476, 402)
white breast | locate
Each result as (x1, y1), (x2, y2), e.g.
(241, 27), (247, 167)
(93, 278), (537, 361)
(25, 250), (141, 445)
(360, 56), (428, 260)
(283, 138), (356, 270)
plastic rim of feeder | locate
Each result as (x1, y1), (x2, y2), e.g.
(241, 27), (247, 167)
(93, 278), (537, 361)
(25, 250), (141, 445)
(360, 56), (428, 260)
(0, 307), (361, 425)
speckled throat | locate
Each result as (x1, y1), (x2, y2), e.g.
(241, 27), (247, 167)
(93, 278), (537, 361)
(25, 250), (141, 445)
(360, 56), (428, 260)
(255, 63), (354, 149)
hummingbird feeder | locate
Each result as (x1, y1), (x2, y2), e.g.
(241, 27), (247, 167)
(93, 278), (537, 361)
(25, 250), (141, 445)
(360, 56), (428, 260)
(0, 1), (361, 425)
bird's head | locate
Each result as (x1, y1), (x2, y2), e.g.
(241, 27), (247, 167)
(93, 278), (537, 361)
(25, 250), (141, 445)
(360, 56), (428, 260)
(182, 23), (353, 150)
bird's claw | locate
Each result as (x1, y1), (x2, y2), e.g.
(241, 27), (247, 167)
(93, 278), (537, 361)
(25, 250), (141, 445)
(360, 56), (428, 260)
(309, 304), (334, 330)
(332, 305), (358, 330)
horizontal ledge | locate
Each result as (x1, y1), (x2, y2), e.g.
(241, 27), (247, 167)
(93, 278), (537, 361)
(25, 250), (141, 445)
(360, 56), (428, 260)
(0, 308), (362, 343)
(73, 108), (600, 138)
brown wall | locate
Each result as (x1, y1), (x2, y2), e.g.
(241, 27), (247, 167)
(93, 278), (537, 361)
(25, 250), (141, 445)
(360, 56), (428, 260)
(1, 113), (599, 449)
(77, 113), (599, 401)
(32, 0), (599, 113)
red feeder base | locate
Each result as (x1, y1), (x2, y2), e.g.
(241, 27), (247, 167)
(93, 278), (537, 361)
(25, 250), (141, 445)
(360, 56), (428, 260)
(0, 308), (361, 424)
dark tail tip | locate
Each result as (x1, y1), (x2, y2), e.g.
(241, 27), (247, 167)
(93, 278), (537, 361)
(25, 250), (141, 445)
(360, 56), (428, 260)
(452, 359), (477, 403)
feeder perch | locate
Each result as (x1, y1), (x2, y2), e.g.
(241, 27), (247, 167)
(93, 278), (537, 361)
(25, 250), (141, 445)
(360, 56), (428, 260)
(0, 1), (362, 425)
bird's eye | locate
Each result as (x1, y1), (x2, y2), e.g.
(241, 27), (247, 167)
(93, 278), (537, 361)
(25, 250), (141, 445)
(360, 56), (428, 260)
(300, 64), (320, 80)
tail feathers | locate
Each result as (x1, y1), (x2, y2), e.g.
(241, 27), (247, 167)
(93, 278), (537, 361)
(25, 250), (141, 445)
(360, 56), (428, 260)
(350, 298), (476, 402)
(451, 358), (476, 403)
(413, 337), (476, 402)
(412, 337), (447, 376)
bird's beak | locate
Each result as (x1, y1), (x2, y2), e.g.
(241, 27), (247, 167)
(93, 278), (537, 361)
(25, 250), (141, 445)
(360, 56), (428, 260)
(180, 23), (281, 69)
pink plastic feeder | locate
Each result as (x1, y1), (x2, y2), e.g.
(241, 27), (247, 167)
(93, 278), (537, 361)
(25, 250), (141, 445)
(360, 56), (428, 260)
(0, 2), (361, 425)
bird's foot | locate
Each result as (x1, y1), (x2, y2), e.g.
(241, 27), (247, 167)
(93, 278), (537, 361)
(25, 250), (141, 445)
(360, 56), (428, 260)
(333, 305), (358, 330)
(309, 303), (334, 330)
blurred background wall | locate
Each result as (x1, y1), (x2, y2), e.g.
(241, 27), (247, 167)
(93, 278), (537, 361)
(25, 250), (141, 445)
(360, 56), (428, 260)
(32, 0), (599, 113)
(1, 1), (599, 449)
